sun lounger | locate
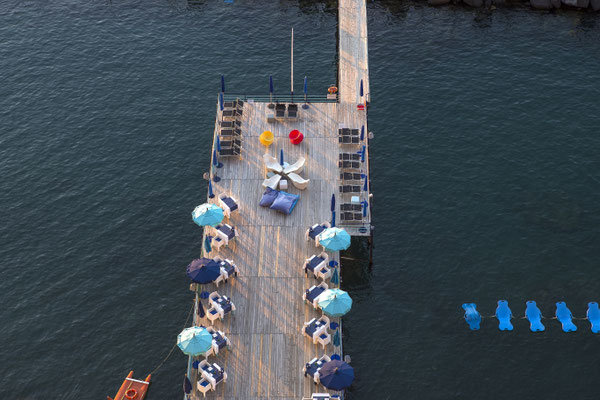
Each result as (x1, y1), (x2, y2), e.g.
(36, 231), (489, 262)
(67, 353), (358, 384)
(306, 222), (331, 242)
(339, 160), (360, 169)
(263, 154), (283, 174)
(283, 157), (305, 175)
(219, 119), (241, 128)
(218, 193), (239, 218)
(339, 153), (361, 161)
(340, 203), (361, 212)
(339, 185), (361, 193)
(275, 104), (286, 119)
(287, 104), (298, 120)
(288, 172), (309, 190)
(220, 127), (242, 137)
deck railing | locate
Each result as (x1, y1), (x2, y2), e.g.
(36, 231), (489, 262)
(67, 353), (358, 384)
(222, 93), (337, 104)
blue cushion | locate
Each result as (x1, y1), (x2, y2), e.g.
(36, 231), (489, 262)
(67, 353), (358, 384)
(270, 191), (300, 215)
(259, 187), (279, 207)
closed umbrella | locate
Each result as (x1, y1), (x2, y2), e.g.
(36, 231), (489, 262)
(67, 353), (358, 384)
(363, 174), (368, 192)
(216, 135), (221, 152)
(360, 79), (363, 98)
(360, 145), (366, 163)
(319, 227), (351, 251)
(192, 203), (224, 227)
(360, 125), (364, 141)
(333, 329), (340, 347)
(208, 179), (214, 199)
(177, 326), (213, 356)
(303, 76), (309, 109)
(219, 92), (224, 111)
(280, 149), (284, 166)
(183, 374), (192, 395)
(186, 258), (221, 284)
(197, 298), (206, 319)
(213, 149), (223, 170)
(331, 194), (336, 227)
(318, 288), (352, 317)
(318, 360), (355, 390)
(204, 235), (212, 253)
(330, 267), (339, 286)
(269, 75), (274, 107)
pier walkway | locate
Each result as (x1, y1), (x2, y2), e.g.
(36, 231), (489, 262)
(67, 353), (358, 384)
(186, 1), (370, 399)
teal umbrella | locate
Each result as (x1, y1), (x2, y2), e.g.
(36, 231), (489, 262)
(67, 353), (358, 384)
(192, 203), (224, 227)
(177, 326), (213, 356)
(330, 267), (339, 286)
(319, 227), (351, 251)
(318, 288), (352, 317)
(333, 329), (340, 347)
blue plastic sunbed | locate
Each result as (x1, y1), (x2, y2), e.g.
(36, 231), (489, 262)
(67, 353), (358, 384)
(555, 302), (577, 332)
(525, 301), (545, 332)
(495, 300), (513, 331)
(462, 303), (481, 331)
(586, 302), (600, 333)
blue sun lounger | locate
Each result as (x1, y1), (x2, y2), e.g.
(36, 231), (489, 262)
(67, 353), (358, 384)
(555, 302), (577, 332)
(495, 300), (513, 331)
(525, 301), (545, 332)
(462, 303), (481, 330)
(586, 302), (600, 333)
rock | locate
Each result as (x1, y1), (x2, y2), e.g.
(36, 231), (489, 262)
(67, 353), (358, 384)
(463, 0), (484, 7)
(591, 0), (600, 10)
(531, 0), (552, 8)
(428, 0), (451, 5)
(561, 0), (589, 7)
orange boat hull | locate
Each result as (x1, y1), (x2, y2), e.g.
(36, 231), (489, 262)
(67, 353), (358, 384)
(108, 371), (151, 400)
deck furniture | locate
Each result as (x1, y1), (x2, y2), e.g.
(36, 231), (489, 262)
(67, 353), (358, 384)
(197, 378), (211, 397)
(338, 160), (360, 169)
(209, 291), (236, 319)
(288, 172), (309, 190)
(206, 326), (231, 356)
(283, 157), (305, 175)
(304, 354), (331, 384)
(216, 223), (236, 242)
(279, 179), (288, 190)
(263, 154), (283, 173)
(199, 360), (228, 390)
(339, 185), (360, 193)
(289, 129), (303, 144)
(302, 315), (330, 344)
(306, 222), (331, 244)
(304, 252), (329, 277)
(303, 282), (329, 308)
(218, 193), (239, 218)
(275, 104), (286, 119)
(212, 256), (239, 282)
(287, 104), (298, 120)
(315, 265), (332, 281)
(260, 130), (274, 147)
(262, 174), (281, 190)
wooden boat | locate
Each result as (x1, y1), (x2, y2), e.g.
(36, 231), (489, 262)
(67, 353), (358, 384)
(107, 371), (151, 400)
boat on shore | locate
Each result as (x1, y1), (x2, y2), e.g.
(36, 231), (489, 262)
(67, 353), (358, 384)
(107, 370), (151, 400)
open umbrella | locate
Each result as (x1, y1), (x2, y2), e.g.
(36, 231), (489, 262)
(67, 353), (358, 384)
(319, 227), (351, 251)
(318, 288), (352, 317)
(221, 75), (225, 93)
(183, 374), (192, 396)
(318, 360), (355, 390)
(186, 258), (221, 284)
(177, 326), (213, 356)
(192, 203), (224, 227)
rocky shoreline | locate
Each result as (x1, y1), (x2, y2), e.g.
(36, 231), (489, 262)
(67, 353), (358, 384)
(427, 0), (600, 10)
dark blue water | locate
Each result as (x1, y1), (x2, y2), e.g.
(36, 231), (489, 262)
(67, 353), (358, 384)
(1, 1), (599, 399)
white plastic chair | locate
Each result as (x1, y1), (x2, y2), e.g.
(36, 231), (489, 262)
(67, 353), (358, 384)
(288, 172), (309, 190)
(283, 157), (305, 175)
(262, 174), (281, 190)
(263, 154), (283, 173)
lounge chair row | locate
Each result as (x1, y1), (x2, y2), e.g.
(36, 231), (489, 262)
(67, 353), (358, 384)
(339, 185), (361, 193)
(218, 99), (244, 157)
(340, 212), (364, 223)
(274, 103), (298, 120)
(339, 152), (361, 161)
(339, 172), (362, 182)
(338, 160), (360, 169)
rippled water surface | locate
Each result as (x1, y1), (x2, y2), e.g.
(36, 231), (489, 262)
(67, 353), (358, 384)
(1, 1), (599, 399)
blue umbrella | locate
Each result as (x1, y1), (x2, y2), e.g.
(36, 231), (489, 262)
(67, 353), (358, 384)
(360, 125), (364, 141)
(221, 75), (225, 93)
(360, 79), (363, 98)
(329, 321), (339, 330)
(329, 260), (339, 268)
(280, 149), (284, 166)
(302, 76), (309, 109)
(360, 145), (366, 163)
(318, 288), (352, 317)
(330, 353), (341, 361)
(318, 360), (355, 390)
(186, 258), (221, 284)
(216, 135), (221, 152)
(269, 75), (274, 105)
(183, 374), (192, 395)
(219, 92), (224, 111)
(197, 297), (205, 319)
(192, 360), (200, 369)
(192, 203), (224, 227)
(363, 175), (368, 192)
(330, 267), (339, 286)
(208, 179), (214, 199)
(204, 235), (212, 253)
(332, 329), (340, 347)
(177, 326), (213, 356)
(362, 200), (368, 217)
(331, 211), (336, 228)
(200, 291), (210, 299)
(213, 149), (223, 169)
(331, 194), (336, 227)
(319, 227), (351, 251)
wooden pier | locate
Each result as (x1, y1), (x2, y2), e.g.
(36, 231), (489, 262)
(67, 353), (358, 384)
(186, 1), (371, 399)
